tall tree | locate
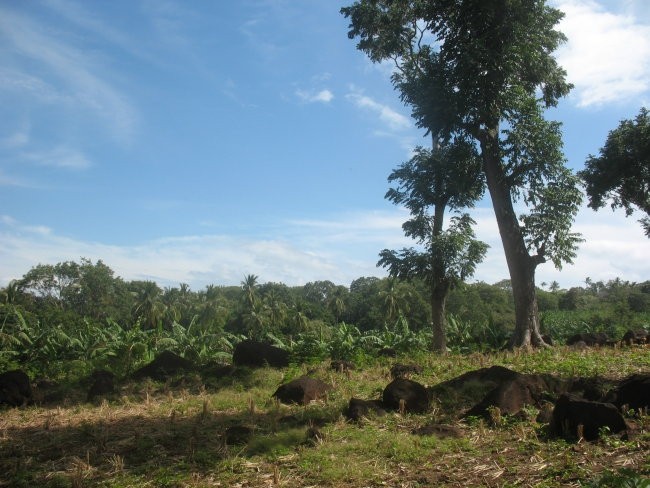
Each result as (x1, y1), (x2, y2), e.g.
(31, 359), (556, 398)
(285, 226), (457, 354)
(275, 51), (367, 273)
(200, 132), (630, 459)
(130, 280), (165, 330)
(579, 107), (650, 237)
(378, 140), (487, 352)
(18, 261), (80, 308)
(342, 0), (583, 348)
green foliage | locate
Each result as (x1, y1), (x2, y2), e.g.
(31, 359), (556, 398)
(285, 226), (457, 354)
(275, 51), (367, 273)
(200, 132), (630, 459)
(328, 322), (364, 360)
(3, 258), (650, 372)
(585, 469), (650, 488)
(342, 0), (582, 348)
(580, 107), (650, 237)
(446, 313), (509, 353)
(289, 332), (330, 364)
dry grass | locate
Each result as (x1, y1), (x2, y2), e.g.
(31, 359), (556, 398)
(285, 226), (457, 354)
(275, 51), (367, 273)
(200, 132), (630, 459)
(1, 347), (649, 487)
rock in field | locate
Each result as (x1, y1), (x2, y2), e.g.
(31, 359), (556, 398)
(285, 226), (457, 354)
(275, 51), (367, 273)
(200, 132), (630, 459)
(550, 393), (627, 441)
(232, 340), (289, 368)
(345, 398), (387, 421)
(0, 369), (32, 407)
(87, 370), (115, 402)
(272, 376), (331, 405)
(132, 351), (195, 381)
(383, 378), (429, 414)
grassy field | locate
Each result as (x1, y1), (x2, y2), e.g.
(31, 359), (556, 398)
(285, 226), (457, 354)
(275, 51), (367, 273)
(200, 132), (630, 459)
(1, 346), (650, 487)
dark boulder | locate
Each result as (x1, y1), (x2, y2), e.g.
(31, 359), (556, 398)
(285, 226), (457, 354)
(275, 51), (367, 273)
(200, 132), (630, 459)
(0, 370), (32, 407)
(378, 347), (397, 358)
(567, 376), (612, 402)
(345, 398), (387, 421)
(622, 329), (648, 346)
(232, 340), (289, 368)
(609, 373), (650, 411)
(566, 332), (610, 347)
(87, 370), (115, 402)
(464, 374), (552, 419)
(430, 366), (568, 419)
(433, 365), (521, 390)
(383, 378), (429, 414)
(132, 351), (195, 381)
(272, 376), (331, 405)
(390, 363), (423, 379)
(550, 393), (627, 441)
(428, 365), (524, 411)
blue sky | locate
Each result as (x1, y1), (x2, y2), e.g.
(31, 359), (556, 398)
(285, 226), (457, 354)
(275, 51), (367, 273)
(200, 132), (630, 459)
(1, 0), (649, 290)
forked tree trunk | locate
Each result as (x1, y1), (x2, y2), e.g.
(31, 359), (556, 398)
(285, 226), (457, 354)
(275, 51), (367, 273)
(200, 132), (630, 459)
(479, 130), (547, 349)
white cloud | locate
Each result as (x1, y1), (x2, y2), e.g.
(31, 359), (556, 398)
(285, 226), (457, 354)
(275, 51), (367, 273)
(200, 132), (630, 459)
(472, 203), (650, 288)
(2, 204), (647, 290)
(346, 88), (411, 131)
(23, 146), (92, 170)
(555, 0), (650, 107)
(0, 214), (393, 288)
(296, 88), (334, 104)
(539, 206), (650, 286)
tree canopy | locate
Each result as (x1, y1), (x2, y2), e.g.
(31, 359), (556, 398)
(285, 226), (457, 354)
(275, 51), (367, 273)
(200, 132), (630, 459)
(342, 0), (583, 348)
(579, 107), (650, 237)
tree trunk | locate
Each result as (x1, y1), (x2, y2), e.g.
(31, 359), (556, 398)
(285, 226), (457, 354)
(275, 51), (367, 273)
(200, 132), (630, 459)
(479, 130), (547, 349)
(430, 288), (448, 353)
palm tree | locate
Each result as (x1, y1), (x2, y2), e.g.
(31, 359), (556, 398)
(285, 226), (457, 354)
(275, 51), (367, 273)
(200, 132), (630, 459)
(327, 287), (347, 324)
(379, 278), (411, 326)
(264, 288), (288, 331)
(242, 300), (267, 340)
(241, 274), (259, 311)
(1, 280), (20, 305)
(132, 281), (165, 330)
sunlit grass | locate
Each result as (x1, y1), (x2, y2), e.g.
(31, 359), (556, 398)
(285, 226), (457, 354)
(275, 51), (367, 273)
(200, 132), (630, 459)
(1, 348), (649, 487)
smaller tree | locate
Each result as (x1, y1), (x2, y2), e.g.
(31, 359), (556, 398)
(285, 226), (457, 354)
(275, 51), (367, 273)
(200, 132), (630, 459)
(580, 107), (650, 236)
(378, 139), (488, 352)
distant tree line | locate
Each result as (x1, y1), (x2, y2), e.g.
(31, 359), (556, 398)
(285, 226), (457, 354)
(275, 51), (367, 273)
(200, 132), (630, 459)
(0, 258), (650, 366)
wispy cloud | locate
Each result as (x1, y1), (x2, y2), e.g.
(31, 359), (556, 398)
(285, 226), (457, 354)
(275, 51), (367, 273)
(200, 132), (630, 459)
(0, 68), (73, 105)
(43, 0), (142, 58)
(555, 0), (650, 107)
(1, 131), (29, 149)
(346, 87), (411, 131)
(0, 170), (29, 188)
(296, 88), (334, 104)
(0, 6), (137, 141)
(22, 145), (92, 170)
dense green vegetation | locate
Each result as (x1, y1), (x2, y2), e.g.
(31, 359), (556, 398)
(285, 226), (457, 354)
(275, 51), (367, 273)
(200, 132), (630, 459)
(2, 259), (649, 379)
